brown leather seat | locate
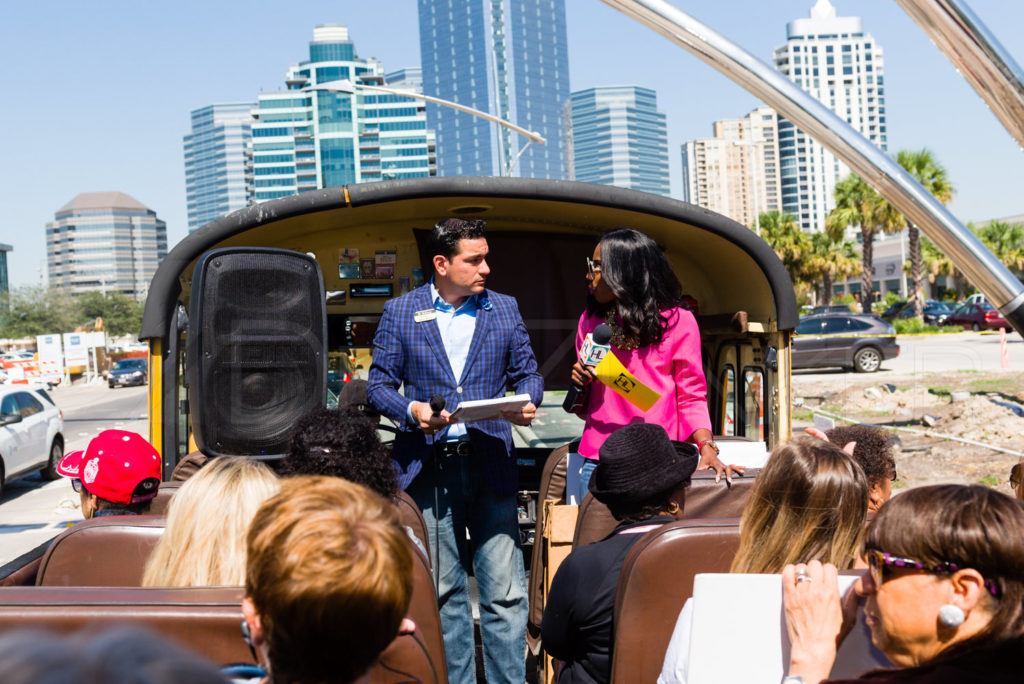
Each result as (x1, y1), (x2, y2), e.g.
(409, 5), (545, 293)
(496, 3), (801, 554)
(526, 442), (573, 654)
(148, 480), (183, 515)
(610, 518), (742, 684)
(572, 469), (760, 547)
(2, 535), (448, 682)
(36, 516), (166, 587)
(397, 490), (430, 563)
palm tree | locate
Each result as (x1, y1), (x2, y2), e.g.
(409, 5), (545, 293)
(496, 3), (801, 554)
(806, 232), (860, 305)
(826, 174), (902, 311)
(896, 149), (953, 318)
(977, 220), (1024, 273)
(921, 234), (966, 300)
(758, 210), (813, 290)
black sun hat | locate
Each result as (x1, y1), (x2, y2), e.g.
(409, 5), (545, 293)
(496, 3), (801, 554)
(588, 423), (699, 507)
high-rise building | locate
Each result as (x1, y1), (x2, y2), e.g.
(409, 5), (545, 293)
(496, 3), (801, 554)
(250, 25), (434, 202)
(564, 86), (670, 196)
(0, 243), (11, 298)
(418, 0), (570, 179)
(46, 192), (168, 301)
(774, 0), (886, 232)
(681, 106), (781, 230)
(183, 103), (254, 232)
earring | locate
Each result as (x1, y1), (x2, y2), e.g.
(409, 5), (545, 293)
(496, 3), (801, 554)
(241, 619), (253, 646)
(938, 604), (965, 628)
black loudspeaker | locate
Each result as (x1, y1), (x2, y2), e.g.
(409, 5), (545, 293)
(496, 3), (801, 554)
(186, 247), (326, 458)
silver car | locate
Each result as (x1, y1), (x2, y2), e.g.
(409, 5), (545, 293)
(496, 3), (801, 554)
(0, 385), (64, 496)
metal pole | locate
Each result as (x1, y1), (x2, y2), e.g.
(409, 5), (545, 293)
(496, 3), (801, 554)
(599, 0), (1024, 335)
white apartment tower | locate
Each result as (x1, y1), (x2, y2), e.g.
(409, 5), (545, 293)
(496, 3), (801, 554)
(773, 0), (886, 232)
(681, 106), (781, 230)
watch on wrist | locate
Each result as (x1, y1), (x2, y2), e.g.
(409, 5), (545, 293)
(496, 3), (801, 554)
(782, 677), (805, 684)
(697, 439), (720, 455)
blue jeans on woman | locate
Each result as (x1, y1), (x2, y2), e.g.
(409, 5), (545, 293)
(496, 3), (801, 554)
(407, 454), (527, 684)
(578, 457), (598, 503)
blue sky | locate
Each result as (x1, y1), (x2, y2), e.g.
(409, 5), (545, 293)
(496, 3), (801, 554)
(2, 0), (1023, 289)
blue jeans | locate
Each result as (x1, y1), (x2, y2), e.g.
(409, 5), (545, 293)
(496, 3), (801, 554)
(578, 457), (598, 503)
(408, 454), (527, 684)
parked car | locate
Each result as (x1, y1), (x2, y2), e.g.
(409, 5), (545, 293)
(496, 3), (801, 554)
(806, 304), (853, 316)
(882, 299), (954, 325)
(0, 385), (64, 495)
(946, 302), (1009, 331)
(108, 358), (148, 388)
(792, 313), (900, 373)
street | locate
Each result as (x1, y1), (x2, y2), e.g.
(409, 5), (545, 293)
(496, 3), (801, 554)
(0, 383), (148, 566)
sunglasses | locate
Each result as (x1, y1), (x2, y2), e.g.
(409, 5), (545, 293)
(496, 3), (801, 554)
(71, 479), (83, 494)
(865, 548), (1000, 596)
(888, 464), (898, 482)
(586, 257), (602, 276)
(1010, 463), (1022, 488)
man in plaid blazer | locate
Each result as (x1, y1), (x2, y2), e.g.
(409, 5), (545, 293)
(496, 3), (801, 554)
(368, 217), (543, 684)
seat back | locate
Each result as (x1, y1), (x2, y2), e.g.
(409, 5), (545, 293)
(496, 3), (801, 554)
(36, 516), (166, 587)
(527, 442), (572, 640)
(610, 519), (741, 684)
(4, 535), (447, 683)
(148, 480), (183, 515)
(397, 490), (430, 562)
(572, 469), (759, 547)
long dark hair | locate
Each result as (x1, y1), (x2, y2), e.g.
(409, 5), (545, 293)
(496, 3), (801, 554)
(862, 485), (1024, 678)
(586, 227), (684, 347)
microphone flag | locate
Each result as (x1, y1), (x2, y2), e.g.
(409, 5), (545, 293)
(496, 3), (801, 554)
(593, 352), (662, 412)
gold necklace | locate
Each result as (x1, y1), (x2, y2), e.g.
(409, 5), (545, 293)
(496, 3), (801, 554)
(604, 311), (640, 350)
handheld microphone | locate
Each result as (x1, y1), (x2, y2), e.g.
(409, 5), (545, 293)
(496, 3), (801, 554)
(430, 395), (446, 417)
(562, 323), (613, 412)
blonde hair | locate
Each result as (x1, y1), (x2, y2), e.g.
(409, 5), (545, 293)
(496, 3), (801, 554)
(731, 436), (868, 573)
(246, 476), (413, 684)
(142, 457), (279, 587)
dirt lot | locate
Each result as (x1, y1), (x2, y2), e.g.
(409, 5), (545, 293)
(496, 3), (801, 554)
(792, 370), (1024, 492)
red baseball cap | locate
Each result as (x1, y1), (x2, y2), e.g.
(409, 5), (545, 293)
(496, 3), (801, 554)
(56, 430), (161, 505)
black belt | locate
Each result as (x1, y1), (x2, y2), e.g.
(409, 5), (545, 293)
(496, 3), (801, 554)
(439, 441), (474, 458)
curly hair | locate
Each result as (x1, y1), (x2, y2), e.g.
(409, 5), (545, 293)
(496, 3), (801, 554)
(585, 227), (684, 348)
(279, 406), (398, 501)
(826, 424), (896, 488)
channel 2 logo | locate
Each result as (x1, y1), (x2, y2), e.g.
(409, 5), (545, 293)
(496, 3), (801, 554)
(613, 374), (636, 392)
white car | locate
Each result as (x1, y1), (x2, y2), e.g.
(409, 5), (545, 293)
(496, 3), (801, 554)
(0, 385), (64, 496)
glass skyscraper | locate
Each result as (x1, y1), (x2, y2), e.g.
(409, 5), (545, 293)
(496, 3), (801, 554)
(183, 103), (254, 232)
(250, 24), (434, 202)
(565, 86), (670, 196)
(418, 0), (570, 178)
(0, 244), (10, 299)
(46, 192), (168, 301)
(774, 0), (886, 232)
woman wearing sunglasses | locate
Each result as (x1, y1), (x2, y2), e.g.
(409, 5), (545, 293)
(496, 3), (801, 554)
(782, 484), (1024, 683)
(567, 228), (741, 501)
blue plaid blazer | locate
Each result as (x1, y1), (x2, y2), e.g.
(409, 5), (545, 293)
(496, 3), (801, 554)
(367, 284), (544, 496)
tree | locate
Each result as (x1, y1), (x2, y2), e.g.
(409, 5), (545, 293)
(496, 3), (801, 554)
(75, 291), (145, 337)
(758, 210), (814, 290)
(896, 149), (953, 318)
(976, 220), (1024, 273)
(826, 174), (902, 310)
(0, 286), (80, 338)
(921, 234), (966, 300)
(806, 231), (860, 305)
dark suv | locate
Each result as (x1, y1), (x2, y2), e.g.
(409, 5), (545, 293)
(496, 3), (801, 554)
(792, 313), (899, 373)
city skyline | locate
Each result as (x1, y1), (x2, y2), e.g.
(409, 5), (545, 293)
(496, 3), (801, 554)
(3, 1), (1024, 289)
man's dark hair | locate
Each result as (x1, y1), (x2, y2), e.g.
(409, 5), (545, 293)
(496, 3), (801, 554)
(427, 217), (487, 262)
(825, 424), (896, 488)
(280, 406), (398, 501)
(86, 483), (153, 516)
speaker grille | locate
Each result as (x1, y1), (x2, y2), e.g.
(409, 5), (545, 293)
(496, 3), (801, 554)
(188, 249), (326, 457)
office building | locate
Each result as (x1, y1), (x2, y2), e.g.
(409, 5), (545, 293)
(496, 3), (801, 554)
(184, 103), (254, 232)
(681, 106), (781, 230)
(418, 0), (570, 178)
(250, 24), (434, 202)
(564, 86), (670, 196)
(774, 0), (886, 232)
(0, 243), (10, 298)
(46, 192), (168, 300)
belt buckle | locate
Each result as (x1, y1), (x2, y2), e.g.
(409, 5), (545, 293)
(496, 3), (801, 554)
(454, 442), (472, 458)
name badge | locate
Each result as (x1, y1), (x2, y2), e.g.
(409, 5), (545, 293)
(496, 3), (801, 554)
(414, 309), (437, 323)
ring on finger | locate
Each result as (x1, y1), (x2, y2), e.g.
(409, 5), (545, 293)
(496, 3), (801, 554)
(796, 575), (813, 584)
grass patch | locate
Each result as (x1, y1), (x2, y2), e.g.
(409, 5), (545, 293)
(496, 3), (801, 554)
(891, 479), (908, 490)
(792, 409), (815, 421)
(977, 475), (1001, 487)
(892, 318), (961, 335)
